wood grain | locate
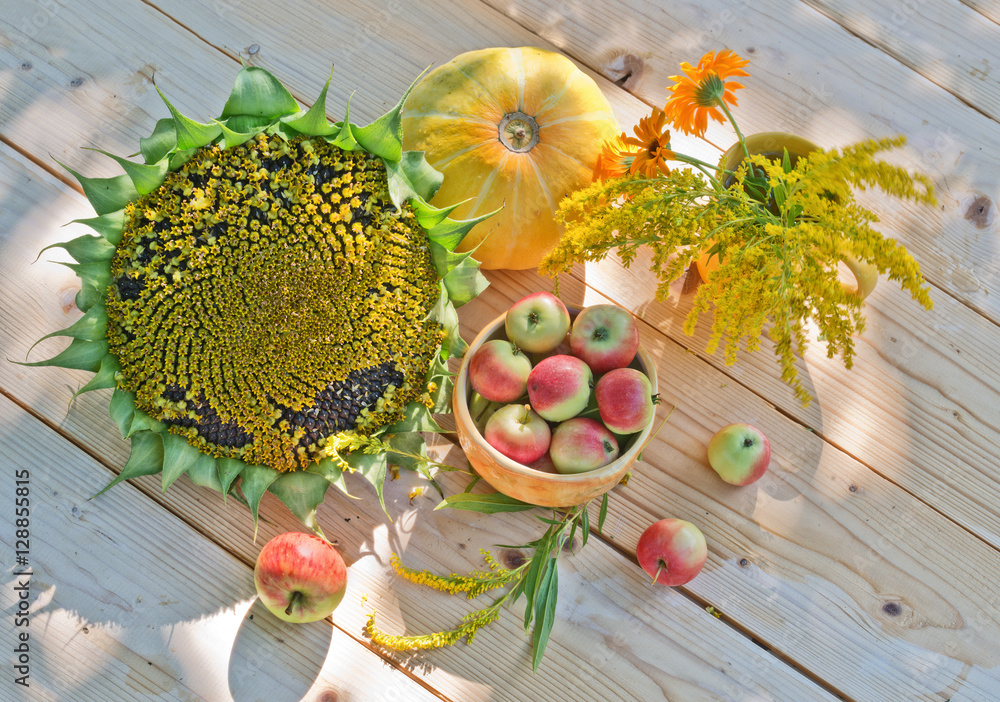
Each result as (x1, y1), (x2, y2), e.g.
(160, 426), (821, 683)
(2, 0), (999, 699)
(0, 394), (443, 702)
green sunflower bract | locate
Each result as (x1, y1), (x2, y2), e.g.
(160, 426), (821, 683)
(27, 66), (494, 533)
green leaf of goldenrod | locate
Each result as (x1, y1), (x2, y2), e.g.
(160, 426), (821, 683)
(531, 559), (559, 672)
(435, 492), (535, 514)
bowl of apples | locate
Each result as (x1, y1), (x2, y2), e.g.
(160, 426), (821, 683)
(453, 292), (658, 508)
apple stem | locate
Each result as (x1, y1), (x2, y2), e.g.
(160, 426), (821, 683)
(286, 590), (304, 617)
(520, 404), (532, 424)
(652, 559), (667, 585)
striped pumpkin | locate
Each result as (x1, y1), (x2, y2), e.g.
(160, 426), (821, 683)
(402, 46), (619, 270)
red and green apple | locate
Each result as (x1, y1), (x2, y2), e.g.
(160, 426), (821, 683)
(254, 531), (348, 623)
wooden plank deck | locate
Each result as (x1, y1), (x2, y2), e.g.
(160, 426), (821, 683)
(1, 1), (998, 700)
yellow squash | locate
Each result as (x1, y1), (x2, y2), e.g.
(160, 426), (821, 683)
(402, 46), (619, 270)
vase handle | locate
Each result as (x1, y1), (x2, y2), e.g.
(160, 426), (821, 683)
(841, 255), (878, 301)
(694, 250), (878, 301)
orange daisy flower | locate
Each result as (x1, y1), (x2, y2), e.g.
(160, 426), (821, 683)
(664, 50), (750, 137)
(592, 132), (632, 182)
(622, 108), (674, 178)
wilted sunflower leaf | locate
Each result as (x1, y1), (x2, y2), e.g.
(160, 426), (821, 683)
(424, 205), (501, 254)
(125, 405), (166, 438)
(386, 401), (444, 434)
(139, 118), (177, 165)
(39, 234), (116, 264)
(221, 66), (300, 119)
(268, 470), (331, 533)
(215, 119), (261, 149)
(282, 68), (337, 136)
(186, 452), (225, 493)
(432, 244), (490, 307)
(28, 303), (107, 353)
(354, 81), (414, 162)
(72, 353), (119, 399)
(94, 431), (163, 497)
(346, 449), (388, 515)
(385, 151), (443, 211)
(17, 338), (107, 372)
(70, 211), (126, 245)
(109, 387), (136, 440)
(85, 148), (169, 195)
(155, 85), (222, 150)
(217, 458), (245, 496)
(328, 94), (361, 151)
(410, 198), (464, 230)
(57, 161), (137, 216)
(426, 285), (467, 360)
(58, 262), (112, 299)
(239, 464), (281, 531)
(384, 432), (429, 474)
(161, 431), (204, 492)
(307, 457), (354, 499)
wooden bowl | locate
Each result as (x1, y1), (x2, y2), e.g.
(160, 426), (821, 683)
(453, 311), (658, 508)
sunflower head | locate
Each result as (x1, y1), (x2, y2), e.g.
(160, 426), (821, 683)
(26, 66), (494, 532)
(664, 49), (750, 137)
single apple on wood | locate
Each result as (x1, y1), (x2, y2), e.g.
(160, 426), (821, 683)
(254, 531), (348, 623)
(526, 354), (593, 422)
(468, 339), (532, 403)
(569, 304), (640, 375)
(484, 403), (551, 465)
(636, 518), (708, 586)
(549, 417), (619, 474)
(505, 291), (572, 354)
(595, 367), (657, 435)
(707, 423), (771, 486)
